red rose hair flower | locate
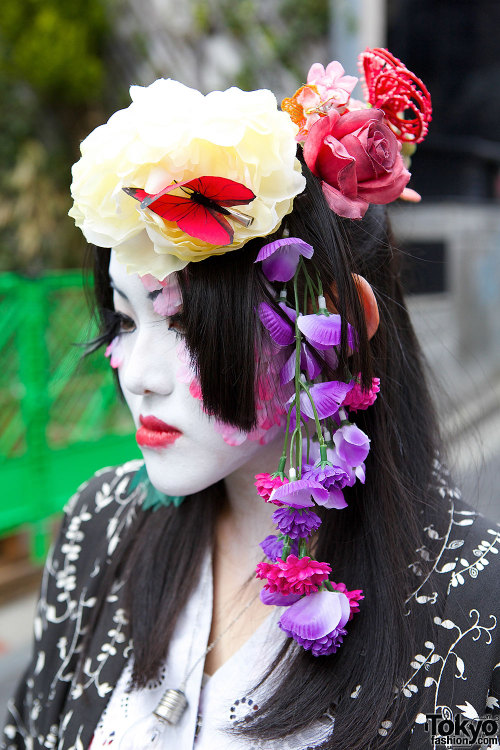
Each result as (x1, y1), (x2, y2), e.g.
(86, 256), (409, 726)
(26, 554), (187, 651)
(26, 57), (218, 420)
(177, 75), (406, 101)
(358, 47), (432, 144)
(256, 555), (331, 596)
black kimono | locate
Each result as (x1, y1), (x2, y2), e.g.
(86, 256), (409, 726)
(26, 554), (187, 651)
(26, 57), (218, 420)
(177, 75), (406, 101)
(2, 460), (499, 749)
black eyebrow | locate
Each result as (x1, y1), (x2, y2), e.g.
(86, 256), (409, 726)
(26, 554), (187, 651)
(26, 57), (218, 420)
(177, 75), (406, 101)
(109, 279), (128, 301)
(110, 277), (161, 302)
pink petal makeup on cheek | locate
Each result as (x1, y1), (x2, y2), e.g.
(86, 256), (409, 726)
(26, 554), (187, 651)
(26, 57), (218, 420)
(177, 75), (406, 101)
(153, 281), (182, 317)
(105, 337), (124, 369)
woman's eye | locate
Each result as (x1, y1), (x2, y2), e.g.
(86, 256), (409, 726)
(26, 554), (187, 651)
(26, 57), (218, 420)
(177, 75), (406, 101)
(167, 314), (185, 335)
(116, 312), (136, 333)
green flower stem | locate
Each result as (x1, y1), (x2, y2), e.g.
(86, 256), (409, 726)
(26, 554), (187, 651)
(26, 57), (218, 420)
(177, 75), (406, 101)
(299, 379), (325, 448)
(301, 259), (319, 312)
(298, 539), (308, 558)
(315, 270), (324, 301)
(280, 401), (296, 472)
(324, 580), (334, 592)
(282, 535), (292, 560)
(293, 267), (303, 475)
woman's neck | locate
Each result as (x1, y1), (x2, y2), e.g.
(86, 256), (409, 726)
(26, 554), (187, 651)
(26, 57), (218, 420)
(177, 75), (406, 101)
(219, 435), (283, 572)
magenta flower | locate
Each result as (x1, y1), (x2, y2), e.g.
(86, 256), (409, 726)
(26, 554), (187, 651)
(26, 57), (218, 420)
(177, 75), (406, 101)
(330, 581), (364, 620)
(256, 555), (331, 596)
(279, 589), (351, 656)
(272, 507), (322, 539)
(270, 478), (329, 509)
(297, 312), (356, 351)
(255, 238), (314, 282)
(334, 424), (370, 467)
(255, 473), (289, 505)
(342, 376), (380, 411)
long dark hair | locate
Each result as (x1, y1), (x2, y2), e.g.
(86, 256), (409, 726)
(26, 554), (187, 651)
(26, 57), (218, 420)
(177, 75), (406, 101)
(87, 162), (444, 749)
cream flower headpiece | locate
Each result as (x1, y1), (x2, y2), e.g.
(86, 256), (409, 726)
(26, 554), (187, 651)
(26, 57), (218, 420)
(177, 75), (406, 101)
(69, 78), (306, 280)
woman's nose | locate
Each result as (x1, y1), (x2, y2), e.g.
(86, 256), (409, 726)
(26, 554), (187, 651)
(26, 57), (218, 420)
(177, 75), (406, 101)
(119, 326), (178, 397)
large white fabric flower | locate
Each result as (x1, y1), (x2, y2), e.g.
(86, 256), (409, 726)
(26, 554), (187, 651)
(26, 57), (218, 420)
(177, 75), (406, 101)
(69, 79), (305, 279)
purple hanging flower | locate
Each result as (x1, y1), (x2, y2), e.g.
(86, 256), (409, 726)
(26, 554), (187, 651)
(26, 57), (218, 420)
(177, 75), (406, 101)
(293, 380), (354, 422)
(270, 478), (329, 508)
(255, 238), (314, 282)
(279, 589), (351, 656)
(302, 462), (350, 509)
(272, 507), (322, 539)
(280, 344), (323, 384)
(260, 588), (302, 606)
(260, 534), (298, 561)
(335, 424), (370, 467)
(258, 302), (295, 346)
(298, 312), (357, 351)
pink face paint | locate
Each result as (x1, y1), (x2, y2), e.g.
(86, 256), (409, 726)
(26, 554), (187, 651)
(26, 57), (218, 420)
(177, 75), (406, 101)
(177, 337), (288, 447)
(140, 273), (182, 317)
(105, 337), (124, 369)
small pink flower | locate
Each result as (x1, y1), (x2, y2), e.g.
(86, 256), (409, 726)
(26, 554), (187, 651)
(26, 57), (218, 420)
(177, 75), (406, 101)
(330, 581), (364, 620)
(254, 473), (288, 504)
(256, 555), (331, 596)
(307, 61), (358, 108)
(342, 377), (380, 411)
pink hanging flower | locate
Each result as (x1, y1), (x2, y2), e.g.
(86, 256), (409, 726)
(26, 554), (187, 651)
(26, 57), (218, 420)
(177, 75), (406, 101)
(255, 473), (289, 504)
(342, 376), (380, 411)
(330, 581), (364, 620)
(256, 554), (331, 596)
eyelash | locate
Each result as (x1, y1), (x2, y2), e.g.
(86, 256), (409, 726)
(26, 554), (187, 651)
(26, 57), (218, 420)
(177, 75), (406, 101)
(101, 309), (185, 341)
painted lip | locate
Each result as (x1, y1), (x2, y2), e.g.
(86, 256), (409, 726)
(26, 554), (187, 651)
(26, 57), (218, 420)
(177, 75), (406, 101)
(136, 414), (183, 448)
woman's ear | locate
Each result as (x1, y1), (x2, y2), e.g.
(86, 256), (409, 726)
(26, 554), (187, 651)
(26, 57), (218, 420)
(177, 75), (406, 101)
(325, 274), (380, 341)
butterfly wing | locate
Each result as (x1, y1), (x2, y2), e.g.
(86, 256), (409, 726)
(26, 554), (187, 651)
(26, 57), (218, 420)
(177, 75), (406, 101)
(123, 177), (250, 245)
(145, 189), (233, 245)
(185, 176), (255, 207)
(176, 204), (234, 245)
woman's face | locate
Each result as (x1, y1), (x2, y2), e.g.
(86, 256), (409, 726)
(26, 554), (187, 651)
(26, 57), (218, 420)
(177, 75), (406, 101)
(108, 252), (283, 496)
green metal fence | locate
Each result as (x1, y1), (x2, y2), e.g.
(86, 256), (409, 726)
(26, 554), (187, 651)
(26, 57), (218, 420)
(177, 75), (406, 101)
(0, 271), (140, 559)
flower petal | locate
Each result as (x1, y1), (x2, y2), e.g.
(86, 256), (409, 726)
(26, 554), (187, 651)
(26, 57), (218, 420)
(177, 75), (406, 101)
(300, 380), (354, 420)
(256, 238), (315, 282)
(319, 487), (348, 510)
(260, 589), (302, 606)
(279, 590), (349, 639)
(258, 302), (294, 346)
(297, 313), (356, 351)
(270, 478), (329, 508)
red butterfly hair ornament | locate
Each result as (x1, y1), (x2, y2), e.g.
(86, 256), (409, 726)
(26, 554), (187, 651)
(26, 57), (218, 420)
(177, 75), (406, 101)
(358, 47), (432, 144)
(123, 176), (255, 246)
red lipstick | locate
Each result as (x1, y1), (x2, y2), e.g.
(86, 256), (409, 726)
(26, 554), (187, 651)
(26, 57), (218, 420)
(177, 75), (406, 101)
(136, 414), (182, 448)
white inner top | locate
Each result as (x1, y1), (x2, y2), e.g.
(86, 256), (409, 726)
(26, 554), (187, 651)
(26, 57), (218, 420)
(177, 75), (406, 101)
(90, 550), (335, 749)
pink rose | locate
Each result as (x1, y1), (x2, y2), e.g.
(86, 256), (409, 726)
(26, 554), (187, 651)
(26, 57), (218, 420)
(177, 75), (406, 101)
(303, 108), (410, 219)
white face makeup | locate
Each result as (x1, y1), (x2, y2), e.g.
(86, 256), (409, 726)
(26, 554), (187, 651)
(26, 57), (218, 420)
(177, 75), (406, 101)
(108, 252), (283, 497)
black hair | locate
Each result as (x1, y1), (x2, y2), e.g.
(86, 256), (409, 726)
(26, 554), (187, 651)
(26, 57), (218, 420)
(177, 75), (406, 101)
(86, 161), (444, 749)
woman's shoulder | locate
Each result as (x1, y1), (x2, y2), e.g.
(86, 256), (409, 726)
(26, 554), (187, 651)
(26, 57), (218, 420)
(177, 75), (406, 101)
(54, 459), (146, 578)
(403, 484), (500, 747)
